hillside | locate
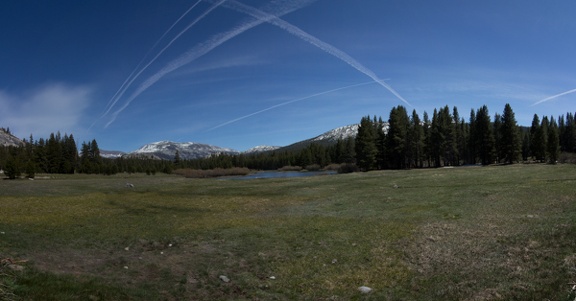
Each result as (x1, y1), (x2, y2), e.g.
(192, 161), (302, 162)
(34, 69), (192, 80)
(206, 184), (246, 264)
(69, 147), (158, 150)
(0, 128), (24, 147)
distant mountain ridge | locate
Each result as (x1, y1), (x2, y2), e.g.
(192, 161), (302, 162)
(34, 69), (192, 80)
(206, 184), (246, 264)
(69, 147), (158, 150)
(129, 140), (239, 161)
(114, 124), (363, 160)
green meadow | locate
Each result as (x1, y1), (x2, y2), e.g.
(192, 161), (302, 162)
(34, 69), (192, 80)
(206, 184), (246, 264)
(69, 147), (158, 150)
(1, 164), (575, 300)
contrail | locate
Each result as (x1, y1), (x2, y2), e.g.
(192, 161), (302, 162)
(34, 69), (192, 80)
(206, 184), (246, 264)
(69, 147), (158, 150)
(531, 88), (576, 106)
(208, 81), (377, 131)
(217, 0), (411, 107)
(99, 0), (225, 124)
(104, 0), (317, 127)
(101, 0), (203, 117)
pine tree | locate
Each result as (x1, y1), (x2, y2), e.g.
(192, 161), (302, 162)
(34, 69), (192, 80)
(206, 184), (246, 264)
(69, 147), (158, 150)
(386, 106), (410, 169)
(493, 113), (503, 162)
(468, 109), (477, 164)
(534, 116), (548, 162)
(375, 117), (387, 169)
(521, 131), (530, 161)
(355, 116), (377, 171)
(547, 116), (560, 164)
(475, 106), (495, 165)
(529, 114), (540, 160)
(408, 109), (424, 168)
(500, 103), (521, 164)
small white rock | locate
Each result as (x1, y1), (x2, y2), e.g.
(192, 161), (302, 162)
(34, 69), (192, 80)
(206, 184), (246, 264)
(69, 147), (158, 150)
(0, 232), (5, 235)
(269, 276), (276, 280)
(219, 275), (230, 283)
(160, 251), (164, 255)
(123, 266), (129, 269)
(331, 258), (337, 264)
(124, 247), (130, 251)
(358, 286), (372, 294)
(168, 243), (172, 247)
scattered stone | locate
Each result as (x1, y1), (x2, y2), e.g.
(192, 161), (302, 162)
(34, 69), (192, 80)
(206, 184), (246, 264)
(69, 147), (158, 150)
(160, 251), (164, 255)
(219, 275), (230, 283)
(269, 276), (276, 280)
(358, 286), (372, 294)
(124, 247), (130, 251)
(123, 266), (128, 269)
(331, 258), (338, 264)
(125, 183), (134, 188)
(0, 231), (5, 234)
(168, 243), (173, 247)
(7, 264), (25, 272)
(393, 184), (399, 189)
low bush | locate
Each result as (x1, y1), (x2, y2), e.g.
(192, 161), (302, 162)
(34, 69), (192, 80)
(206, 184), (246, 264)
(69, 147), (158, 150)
(277, 165), (302, 171)
(304, 164), (321, 171)
(173, 167), (251, 178)
(559, 152), (576, 164)
(337, 163), (359, 173)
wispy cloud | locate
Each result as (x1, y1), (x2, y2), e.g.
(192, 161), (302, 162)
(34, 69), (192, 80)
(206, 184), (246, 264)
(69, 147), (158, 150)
(0, 84), (91, 138)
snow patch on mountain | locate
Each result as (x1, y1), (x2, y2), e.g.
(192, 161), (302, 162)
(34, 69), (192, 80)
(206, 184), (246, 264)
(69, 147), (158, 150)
(312, 124), (360, 142)
(131, 141), (239, 160)
(244, 145), (281, 154)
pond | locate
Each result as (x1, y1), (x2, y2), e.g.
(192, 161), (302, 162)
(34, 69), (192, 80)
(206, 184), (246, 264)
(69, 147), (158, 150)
(228, 170), (337, 180)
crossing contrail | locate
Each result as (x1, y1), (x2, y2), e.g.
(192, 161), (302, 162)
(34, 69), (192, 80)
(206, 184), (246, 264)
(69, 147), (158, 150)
(104, 0), (316, 127)
(101, 0), (203, 117)
(531, 88), (576, 106)
(99, 0), (223, 123)
(217, 0), (411, 107)
(208, 81), (377, 131)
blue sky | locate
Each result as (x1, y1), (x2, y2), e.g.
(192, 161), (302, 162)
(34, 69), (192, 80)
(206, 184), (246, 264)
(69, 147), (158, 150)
(1, 0), (575, 152)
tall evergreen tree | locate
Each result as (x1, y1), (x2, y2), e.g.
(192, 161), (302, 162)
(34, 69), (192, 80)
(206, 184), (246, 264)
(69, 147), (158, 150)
(547, 116), (560, 164)
(355, 116), (377, 171)
(534, 116), (548, 162)
(475, 106), (495, 165)
(529, 114), (541, 160)
(386, 106), (410, 169)
(493, 113), (503, 162)
(375, 117), (387, 169)
(408, 109), (425, 168)
(422, 111), (432, 167)
(500, 103), (521, 164)
(468, 109), (477, 164)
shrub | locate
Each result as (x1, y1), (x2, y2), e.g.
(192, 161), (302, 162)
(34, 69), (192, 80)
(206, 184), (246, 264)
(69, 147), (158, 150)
(304, 164), (321, 171)
(337, 163), (359, 174)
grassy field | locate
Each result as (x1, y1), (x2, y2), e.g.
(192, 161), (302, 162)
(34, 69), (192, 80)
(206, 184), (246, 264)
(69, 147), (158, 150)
(1, 164), (575, 300)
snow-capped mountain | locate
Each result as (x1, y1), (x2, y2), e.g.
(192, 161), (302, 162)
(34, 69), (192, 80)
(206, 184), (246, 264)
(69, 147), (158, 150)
(243, 145), (281, 154)
(311, 124), (360, 143)
(130, 141), (239, 160)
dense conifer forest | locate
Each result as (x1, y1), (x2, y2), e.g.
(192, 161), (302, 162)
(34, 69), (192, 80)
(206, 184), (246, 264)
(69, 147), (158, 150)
(1, 104), (575, 178)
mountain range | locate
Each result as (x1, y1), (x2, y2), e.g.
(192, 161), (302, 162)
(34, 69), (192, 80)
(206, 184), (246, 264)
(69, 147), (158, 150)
(0, 124), (363, 161)
(105, 124), (362, 160)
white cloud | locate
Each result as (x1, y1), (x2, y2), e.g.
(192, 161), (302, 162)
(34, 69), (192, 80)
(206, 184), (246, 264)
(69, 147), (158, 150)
(0, 83), (92, 139)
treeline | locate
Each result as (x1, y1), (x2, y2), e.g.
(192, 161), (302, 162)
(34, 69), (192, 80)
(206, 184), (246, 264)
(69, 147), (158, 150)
(180, 104), (575, 172)
(1, 104), (575, 178)
(0, 132), (173, 179)
(350, 103), (567, 171)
